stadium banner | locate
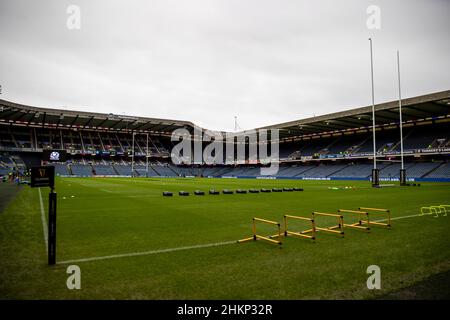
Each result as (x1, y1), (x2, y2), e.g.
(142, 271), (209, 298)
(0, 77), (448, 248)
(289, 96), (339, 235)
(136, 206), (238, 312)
(272, 176), (303, 180)
(415, 177), (450, 182)
(419, 147), (450, 154)
(331, 177), (369, 181)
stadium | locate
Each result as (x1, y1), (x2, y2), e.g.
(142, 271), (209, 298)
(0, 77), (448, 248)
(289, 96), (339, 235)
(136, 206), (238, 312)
(1, 90), (449, 300)
(1, 0), (449, 309)
(1, 90), (450, 181)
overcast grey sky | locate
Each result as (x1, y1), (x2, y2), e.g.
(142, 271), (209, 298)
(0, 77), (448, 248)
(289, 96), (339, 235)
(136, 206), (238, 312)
(0, 0), (449, 131)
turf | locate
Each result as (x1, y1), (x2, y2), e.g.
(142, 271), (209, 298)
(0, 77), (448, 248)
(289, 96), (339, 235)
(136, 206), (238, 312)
(0, 183), (21, 213)
(0, 177), (449, 299)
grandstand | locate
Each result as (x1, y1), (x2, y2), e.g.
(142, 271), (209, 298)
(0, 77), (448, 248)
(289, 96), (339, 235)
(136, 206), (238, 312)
(1, 90), (450, 302)
(0, 90), (449, 181)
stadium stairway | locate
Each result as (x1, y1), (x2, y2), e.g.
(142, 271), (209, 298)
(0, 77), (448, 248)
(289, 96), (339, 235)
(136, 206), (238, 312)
(70, 163), (93, 176)
(151, 165), (178, 177)
(407, 162), (442, 178)
(134, 165), (159, 177)
(113, 165), (132, 176)
(325, 164), (350, 178)
(167, 165), (180, 176)
(295, 166), (317, 177)
(92, 165), (116, 176)
(423, 162), (450, 179)
(54, 163), (70, 175)
(112, 165), (120, 175)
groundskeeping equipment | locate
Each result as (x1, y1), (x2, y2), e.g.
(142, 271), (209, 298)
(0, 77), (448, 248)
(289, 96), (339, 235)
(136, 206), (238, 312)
(238, 217), (282, 245)
(338, 209), (370, 232)
(359, 207), (391, 228)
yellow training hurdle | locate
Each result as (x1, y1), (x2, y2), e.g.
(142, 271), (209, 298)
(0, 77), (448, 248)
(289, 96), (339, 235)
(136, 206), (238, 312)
(269, 214), (316, 241)
(306, 212), (344, 236)
(238, 217), (282, 245)
(338, 209), (370, 231)
(440, 205), (450, 216)
(421, 205), (449, 218)
(420, 206), (437, 217)
(358, 207), (391, 228)
(237, 207), (395, 247)
(430, 205), (448, 217)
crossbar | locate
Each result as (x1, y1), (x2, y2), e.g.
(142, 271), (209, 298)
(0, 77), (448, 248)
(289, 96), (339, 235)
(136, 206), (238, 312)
(284, 214), (313, 221)
(339, 209), (368, 215)
(253, 217), (279, 225)
(359, 207), (389, 212)
(313, 212), (343, 218)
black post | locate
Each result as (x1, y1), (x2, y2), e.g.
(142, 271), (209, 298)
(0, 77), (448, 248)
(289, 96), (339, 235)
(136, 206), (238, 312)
(48, 188), (57, 265)
(400, 169), (406, 186)
(371, 168), (380, 187)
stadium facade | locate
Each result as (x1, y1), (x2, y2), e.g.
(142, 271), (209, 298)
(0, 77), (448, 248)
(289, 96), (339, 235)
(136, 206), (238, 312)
(1, 90), (449, 181)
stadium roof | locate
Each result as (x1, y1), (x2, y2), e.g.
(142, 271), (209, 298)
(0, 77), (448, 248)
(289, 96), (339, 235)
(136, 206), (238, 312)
(1, 90), (449, 138)
(0, 99), (195, 134)
(258, 90), (450, 140)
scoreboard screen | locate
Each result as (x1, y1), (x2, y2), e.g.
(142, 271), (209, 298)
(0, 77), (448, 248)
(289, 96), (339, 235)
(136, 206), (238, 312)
(43, 149), (67, 162)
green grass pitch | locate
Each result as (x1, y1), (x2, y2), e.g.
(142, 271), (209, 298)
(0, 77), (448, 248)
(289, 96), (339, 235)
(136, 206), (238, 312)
(0, 177), (449, 299)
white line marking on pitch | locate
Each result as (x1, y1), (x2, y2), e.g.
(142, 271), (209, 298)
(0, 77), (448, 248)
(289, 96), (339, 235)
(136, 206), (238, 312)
(57, 240), (236, 265)
(373, 212), (433, 223)
(38, 188), (48, 253)
(56, 212), (438, 265)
